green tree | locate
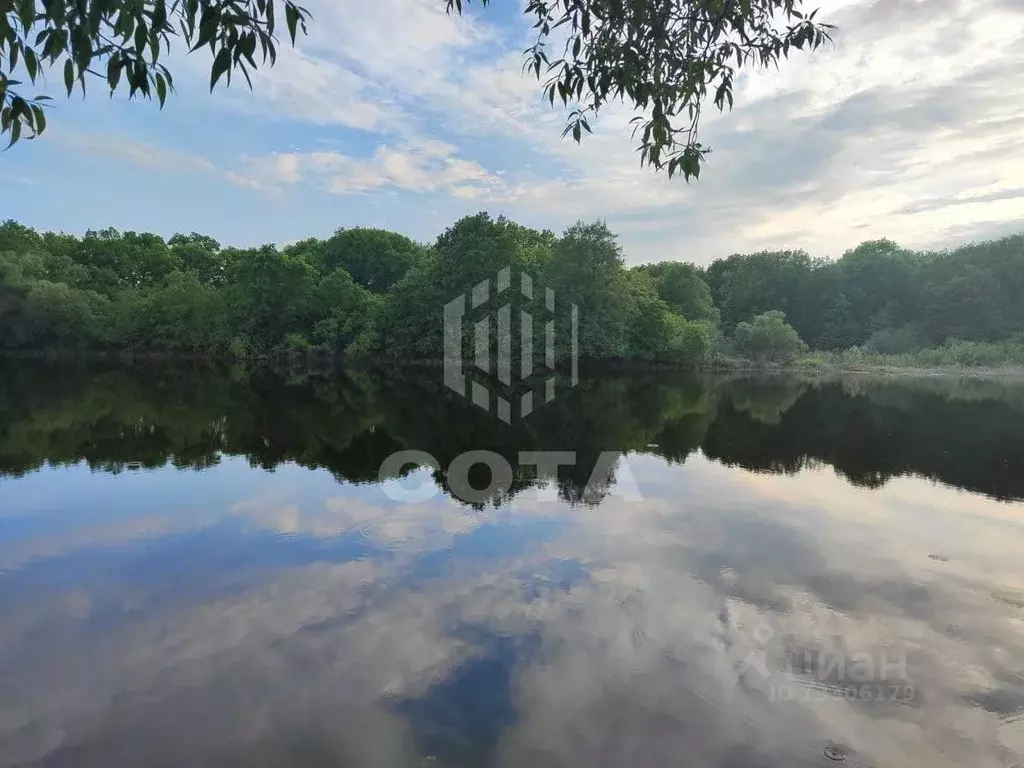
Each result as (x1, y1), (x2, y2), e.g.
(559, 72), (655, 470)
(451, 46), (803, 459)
(707, 249), (848, 347)
(310, 267), (380, 354)
(543, 220), (633, 359)
(372, 213), (539, 360)
(626, 270), (708, 363)
(112, 270), (228, 353)
(21, 279), (108, 349)
(448, 0), (833, 180)
(637, 261), (719, 324)
(168, 233), (229, 286)
(74, 228), (181, 294)
(732, 310), (807, 364)
(817, 293), (858, 350)
(838, 239), (922, 340)
(1, 0), (310, 144)
(0, 248), (109, 349)
(0, 219), (42, 253)
(4, 214), (1024, 366)
(314, 228), (426, 293)
(227, 245), (316, 353)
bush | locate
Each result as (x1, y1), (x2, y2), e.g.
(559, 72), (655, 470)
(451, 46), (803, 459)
(827, 338), (1024, 370)
(283, 333), (312, 352)
(864, 324), (923, 354)
(228, 336), (251, 359)
(732, 310), (808, 364)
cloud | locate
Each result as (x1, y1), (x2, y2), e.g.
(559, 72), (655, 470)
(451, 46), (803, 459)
(15, 0), (1024, 262)
(65, 133), (269, 192)
(2, 455), (1023, 765)
(247, 139), (501, 196)
(0, 171), (35, 186)
(333, 0), (1024, 262)
(215, 50), (399, 132)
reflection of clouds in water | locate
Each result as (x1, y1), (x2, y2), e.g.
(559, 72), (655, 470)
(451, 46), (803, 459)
(229, 487), (564, 546)
(0, 514), (211, 572)
(515, 456), (1024, 767)
(0, 456), (1023, 766)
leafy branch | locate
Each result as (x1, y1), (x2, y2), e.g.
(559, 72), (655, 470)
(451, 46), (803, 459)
(0, 0), (311, 146)
(447, 0), (834, 180)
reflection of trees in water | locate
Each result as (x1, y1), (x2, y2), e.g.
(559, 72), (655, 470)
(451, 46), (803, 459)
(2, 361), (1024, 503)
(721, 376), (808, 425)
(702, 380), (1024, 500)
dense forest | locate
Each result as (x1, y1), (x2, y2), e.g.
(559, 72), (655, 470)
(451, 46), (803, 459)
(2, 215), (1023, 367)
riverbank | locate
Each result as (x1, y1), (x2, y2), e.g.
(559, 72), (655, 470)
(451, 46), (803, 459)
(6, 346), (1024, 378)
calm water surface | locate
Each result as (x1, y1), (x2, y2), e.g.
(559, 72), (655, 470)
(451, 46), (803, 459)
(1, 362), (1023, 767)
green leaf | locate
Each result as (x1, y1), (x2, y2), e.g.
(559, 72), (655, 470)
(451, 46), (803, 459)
(42, 31), (60, 60)
(24, 47), (38, 81)
(7, 118), (22, 148)
(192, 18), (218, 51)
(285, 4), (299, 42)
(18, 0), (34, 33)
(64, 58), (74, 96)
(209, 46), (231, 91)
(135, 21), (147, 54)
(153, 0), (167, 30)
(30, 103), (46, 135)
(237, 61), (253, 90)
(155, 72), (167, 106)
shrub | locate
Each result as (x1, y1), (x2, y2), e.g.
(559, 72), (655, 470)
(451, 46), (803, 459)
(864, 324), (923, 354)
(732, 310), (808, 364)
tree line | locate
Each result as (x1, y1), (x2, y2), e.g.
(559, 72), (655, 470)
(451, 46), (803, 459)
(2, 214), (1023, 366)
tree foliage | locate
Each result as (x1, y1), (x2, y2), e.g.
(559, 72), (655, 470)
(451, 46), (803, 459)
(2, 217), (1024, 369)
(448, 0), (834, 180)
(706, 234), (1024, 353)
(731, 310), (807, 364)
(635, 260), (718, 324)
(0, 0), (310, 145)
(3, 0), (835, 180)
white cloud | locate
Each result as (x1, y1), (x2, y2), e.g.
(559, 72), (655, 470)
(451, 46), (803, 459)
(217, 50), (398, 131)
(3, 455), (1024, 765)
(277, 0), (1023, 262)
(64, 133), (269, 192)
(43, 0), (1024, 260)
(247, 139), (500, 196)
(270, 153), (302, 184)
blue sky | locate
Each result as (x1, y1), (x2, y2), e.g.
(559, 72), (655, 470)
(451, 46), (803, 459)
(2, 0), (1024, 265)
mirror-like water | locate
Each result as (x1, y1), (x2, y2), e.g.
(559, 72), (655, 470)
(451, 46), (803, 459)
(0, 361), (1022, 767)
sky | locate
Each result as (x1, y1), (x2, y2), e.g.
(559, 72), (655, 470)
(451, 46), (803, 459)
(2, 0), (1024, 265)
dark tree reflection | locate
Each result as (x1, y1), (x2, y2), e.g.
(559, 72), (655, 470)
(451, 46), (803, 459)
(2, 360), (1023, 503)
